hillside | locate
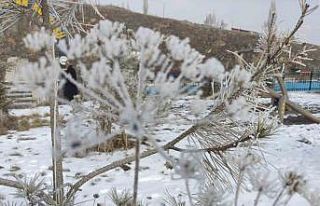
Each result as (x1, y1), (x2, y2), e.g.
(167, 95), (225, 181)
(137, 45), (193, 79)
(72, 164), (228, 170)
(1, 5), (320, 70)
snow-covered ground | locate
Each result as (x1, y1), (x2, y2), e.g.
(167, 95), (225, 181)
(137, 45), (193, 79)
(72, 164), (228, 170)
(0, 92), (320, 205)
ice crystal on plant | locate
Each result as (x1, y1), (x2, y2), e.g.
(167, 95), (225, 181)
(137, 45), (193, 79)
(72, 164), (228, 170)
(14, 57), (60, 100)
(135, 27), (162, 49)
(173, 152), (204, 180)
(226, 96), (251, 121)
(166, 36), (192, 61)
(196, 185), (231, 206)
(24, 27), (55, 52)
(17, 19), (234, 158)
(247, 169), (279, 198)
(230, 65), (252, 88)
(199, 58), (225, 81)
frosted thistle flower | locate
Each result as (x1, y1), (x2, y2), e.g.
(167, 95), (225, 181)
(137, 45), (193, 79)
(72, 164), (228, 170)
(135, 27), (162, 49)
(247, 169), (279, 198)
(20, 19), (230, 149)
(166, 36), (192, 61)
(226, 96), (251, 122)
(14, 57), (60, 100)
(280, 171), (306, 195)
(173, 152), (204, 180)
(235, 152), (261, 172)
(230, 65), (252, 88)
(195, 185), (231, 206)
(301, 188), (320, 206)
(119, 107), (145, 137)
(63, 117), (98, 155)
(62, 34), (85, 59)
(24, 27), (55, 52)
(158, 80), (180, 98)
(199, 58), (225, 82)
(98, 20), (125, 39)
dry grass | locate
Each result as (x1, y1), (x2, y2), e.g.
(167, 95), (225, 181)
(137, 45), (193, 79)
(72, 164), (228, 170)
(31, 116), (49, 127)
(88, 132), (136, 153)
(16, 115), (49, 132)
(0, 115), (19, 135)
(16, 118), (31, 131)
(0, 114), (49, 135)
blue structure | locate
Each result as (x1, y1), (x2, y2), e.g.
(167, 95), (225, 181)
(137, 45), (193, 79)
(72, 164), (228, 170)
(274, 80), (320, 92)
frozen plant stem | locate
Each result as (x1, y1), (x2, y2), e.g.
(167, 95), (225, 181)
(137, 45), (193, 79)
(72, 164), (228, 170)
(133, 138), (141, 205)
(272, 186), (286, 206)
(185, 179), (193, 206)
(254, 188), (262, 206)
(41, 0), (64, 203)
(282, 194), (294, 206)
(234, 170), (244, 206)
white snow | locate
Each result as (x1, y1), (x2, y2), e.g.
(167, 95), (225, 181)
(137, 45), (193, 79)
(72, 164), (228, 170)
(0, 92), (319, 205)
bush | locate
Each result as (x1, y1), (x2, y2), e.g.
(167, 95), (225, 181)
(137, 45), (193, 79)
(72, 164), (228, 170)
(0, 116), (19, 135)
(0, 60), (10, 114)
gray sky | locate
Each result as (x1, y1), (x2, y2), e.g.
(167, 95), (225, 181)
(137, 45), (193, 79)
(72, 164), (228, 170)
(99, 0), (320, 45)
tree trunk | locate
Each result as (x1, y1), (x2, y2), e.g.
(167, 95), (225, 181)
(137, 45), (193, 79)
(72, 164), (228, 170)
(278, 96), (286, 122)
(266, 89), (320, 124)
(276, 74), (288, 123)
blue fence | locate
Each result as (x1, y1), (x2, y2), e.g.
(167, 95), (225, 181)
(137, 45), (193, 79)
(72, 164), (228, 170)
(274, 71), (320, 92)
(274, 80), (320, 92)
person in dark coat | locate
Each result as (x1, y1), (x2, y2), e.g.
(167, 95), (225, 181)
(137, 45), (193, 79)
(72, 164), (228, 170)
(63, 65), (79, 101)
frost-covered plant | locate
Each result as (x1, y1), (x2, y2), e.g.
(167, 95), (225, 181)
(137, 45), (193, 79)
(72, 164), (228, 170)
(2, 0), (307, 205)
(249, 170), (308, 206)
(170, 165), (316, 206)
(108, 188), (133, 206)
(162, 191), (186, 206)
(12, 174), (48, 206)
(0, 201), (24, 206)
(107, 187), (145, 206)
(237, 0), (320, 123)
(17, 19), (256, 150)
(194, 185), (230, 206)
(10, 18), (280, 205)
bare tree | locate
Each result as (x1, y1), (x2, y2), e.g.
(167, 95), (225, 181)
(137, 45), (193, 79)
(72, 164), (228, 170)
(204, 11), (217, 27)
(238, 0), (320, 123)
(204, 10), (228, 29)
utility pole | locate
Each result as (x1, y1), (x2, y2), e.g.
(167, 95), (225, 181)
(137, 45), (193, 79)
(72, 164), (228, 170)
(143, 0), (148, 15)
(162, 2), (165, 18)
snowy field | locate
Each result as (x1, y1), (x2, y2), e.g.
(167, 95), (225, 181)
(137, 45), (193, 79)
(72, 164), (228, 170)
(0, 92), (320, 205)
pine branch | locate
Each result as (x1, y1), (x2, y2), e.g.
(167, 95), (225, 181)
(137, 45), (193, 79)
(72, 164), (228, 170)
(169, 129), (252, 153)
(65, 125), (198, 201)
(65, 121), (257, 201)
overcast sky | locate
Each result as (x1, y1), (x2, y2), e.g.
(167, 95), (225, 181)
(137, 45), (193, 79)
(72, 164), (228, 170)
(98, 0), (320, 45)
